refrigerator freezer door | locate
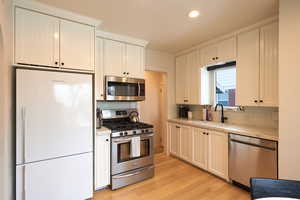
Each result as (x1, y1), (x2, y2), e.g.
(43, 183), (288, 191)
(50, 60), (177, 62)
(16, 153), (93, 200)
(16, 69), (93, 164)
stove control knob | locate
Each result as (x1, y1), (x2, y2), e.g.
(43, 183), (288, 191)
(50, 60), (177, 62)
(120, 132), (124, 136)
(133, 131), (137, 134)
(124, 132), (128, 136)
(145, 129), (149, 133)
(141, 130), (145, 133)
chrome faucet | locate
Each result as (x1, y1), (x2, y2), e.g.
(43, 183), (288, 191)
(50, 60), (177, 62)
(214, 104), (228, 123)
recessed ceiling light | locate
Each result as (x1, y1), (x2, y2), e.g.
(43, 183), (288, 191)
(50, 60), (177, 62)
(188, 10), (200, 18)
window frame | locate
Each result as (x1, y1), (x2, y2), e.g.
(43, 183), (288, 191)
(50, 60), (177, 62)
(211, 66), (238, 109)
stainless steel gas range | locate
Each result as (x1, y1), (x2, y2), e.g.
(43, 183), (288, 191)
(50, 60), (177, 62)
(102, 109), (154, 190)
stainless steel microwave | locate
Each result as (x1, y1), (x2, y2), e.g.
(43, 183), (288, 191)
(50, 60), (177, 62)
(105, 76), (145, 101)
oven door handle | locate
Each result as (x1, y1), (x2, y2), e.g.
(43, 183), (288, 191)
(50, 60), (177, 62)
(112, 138), (132, 144)
(112, 166), (154, 179)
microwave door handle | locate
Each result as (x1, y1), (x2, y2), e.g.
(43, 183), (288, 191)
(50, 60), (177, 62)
(138, 82), (140, 97)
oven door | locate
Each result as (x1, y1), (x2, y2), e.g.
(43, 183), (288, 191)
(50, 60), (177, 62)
(111, 133), (154, 175)
(105, 76), (145, 101)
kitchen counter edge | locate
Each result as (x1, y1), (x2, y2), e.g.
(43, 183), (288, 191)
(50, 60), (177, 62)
(168, 119), (278, 141)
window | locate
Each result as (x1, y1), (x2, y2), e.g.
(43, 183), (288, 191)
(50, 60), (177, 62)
(214, 67), (236, 107)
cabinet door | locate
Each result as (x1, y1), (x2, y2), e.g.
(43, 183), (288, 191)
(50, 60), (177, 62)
(169, 123), (180, 156)
(60, 20), (95, 71)
(187, 51), (201, 105)
(179, 126), (193, 162)
(175, 55), (188, 104)
(15, 8), (59, 67)
(236, 29), (260, 106)
(126, 44), (145, 78)
(103, 39), (126, 77)
(192, 128), (208, 170)
(95, 134), (110, 190)
(201, 45), (217, 67)
(217, 37), (236, 63)
(95, 38), (104, 100)
(259, 22), (279, 107)
(208, 131), (228, 180)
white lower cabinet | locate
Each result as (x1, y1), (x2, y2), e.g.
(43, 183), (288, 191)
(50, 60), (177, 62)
(208, 131), (229, 180)
(179, 126), (193, 162)
(95, 133), (111, 190)
(168, 123), (229, 180)
(169, 123), (180, 156)
(192, 128), (208, 170)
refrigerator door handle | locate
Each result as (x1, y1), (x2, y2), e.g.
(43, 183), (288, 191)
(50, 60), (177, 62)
(22, 107), (26, 163)
(23, 165), (26, 200)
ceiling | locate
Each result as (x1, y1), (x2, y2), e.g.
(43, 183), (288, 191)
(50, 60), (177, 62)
(34, 0), (279, 53)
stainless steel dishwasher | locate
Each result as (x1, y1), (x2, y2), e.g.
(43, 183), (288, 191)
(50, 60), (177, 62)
(229, 134), (278, 187)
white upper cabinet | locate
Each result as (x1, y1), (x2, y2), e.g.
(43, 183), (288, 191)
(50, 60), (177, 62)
(60, 20), (95, 71)
(236, 28), (260, 106)
(175, 55), (188, 104)
(236, 22), (279, 107)
(202, 45), (217, 67)
(14, 8), (95, 71)
(103, 39), (126, 77)
(103, 39), (145, 78)
(95, 38), (104, 100)
(15, 8), (59, 67)
(175, 50), (210, 105)
(201, 37), (236, 67)
(259, 22), (279, 107)
(217, 37), (236, 63)
(126, 44), (145, 79)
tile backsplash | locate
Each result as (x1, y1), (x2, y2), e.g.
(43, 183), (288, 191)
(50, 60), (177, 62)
(97, 101), (137, 110)
(186, 105), (278, 129)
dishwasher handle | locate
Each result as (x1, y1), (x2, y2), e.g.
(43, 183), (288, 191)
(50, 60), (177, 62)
(230, 138), (276, 151)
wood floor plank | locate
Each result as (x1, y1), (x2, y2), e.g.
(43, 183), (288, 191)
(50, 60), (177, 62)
(93, 153), (250, 200)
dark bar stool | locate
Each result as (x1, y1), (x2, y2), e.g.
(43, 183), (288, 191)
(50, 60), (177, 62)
(251, 178), (300, 199)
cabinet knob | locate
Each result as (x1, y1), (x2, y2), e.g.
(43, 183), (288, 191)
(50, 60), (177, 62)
(123, 72), (126, 75)
(260, 100), (263, 103)
(55, 61), (58, 65)
(61, 62), (64, 66)
(100, 94), (104, 97)
(106, 139), (109, 142)
(176, 126), (180, 129)
(127, 72), (129, 75)
(254, 100), (258, 103)
(184, 100), (188, 103)
(216, 57), (219, 60)
(212, 57), (215, 60)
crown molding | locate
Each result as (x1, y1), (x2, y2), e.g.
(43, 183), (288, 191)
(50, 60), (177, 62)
(176, 15), (279, 56)
(13, 0), (102, 27)
(96, 30), (148, 47)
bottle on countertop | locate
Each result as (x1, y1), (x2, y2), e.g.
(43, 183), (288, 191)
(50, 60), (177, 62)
(96, 108), (102, 129)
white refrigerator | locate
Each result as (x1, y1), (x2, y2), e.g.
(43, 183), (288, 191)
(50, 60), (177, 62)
(16, 69), (93, 200)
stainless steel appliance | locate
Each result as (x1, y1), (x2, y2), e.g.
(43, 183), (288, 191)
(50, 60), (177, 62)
(102, 109), (154, 190)
(105, 76), (145, 101)
(229, 134), (278, 187)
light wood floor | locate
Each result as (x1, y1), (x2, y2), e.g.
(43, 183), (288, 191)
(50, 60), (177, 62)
(93, 153), (250, 200)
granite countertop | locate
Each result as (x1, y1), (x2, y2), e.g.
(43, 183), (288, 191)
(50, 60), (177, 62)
(96, 127), (111, 136)
(168, 118), (278, 141)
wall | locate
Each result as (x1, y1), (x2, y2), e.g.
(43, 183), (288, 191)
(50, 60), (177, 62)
(145, 49), (176, 119)
(139, 71), (166, 153)
(188, 106), (278, 129)
(278, 0), (300, 180)
(0, 0), (13, 199)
